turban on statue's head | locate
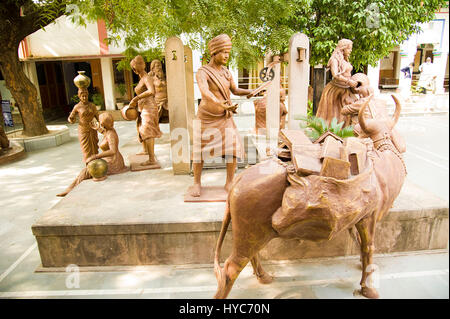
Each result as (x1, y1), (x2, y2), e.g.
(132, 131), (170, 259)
(208, 34), (232, 55)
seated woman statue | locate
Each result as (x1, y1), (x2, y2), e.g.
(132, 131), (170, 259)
(57, 112), (128, 197)
(316, 39), (359, 127)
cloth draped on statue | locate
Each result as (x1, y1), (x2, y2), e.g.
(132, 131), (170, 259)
(253, 96), (288, 131)
(316, 78), (357, 127)
(135, 74), (162, 142)
(99, 130), (127, 174)
(73, 103), (99, 163)
(193, 65), (245, 162)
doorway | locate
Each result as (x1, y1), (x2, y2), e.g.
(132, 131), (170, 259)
(36, 61), (69, 119)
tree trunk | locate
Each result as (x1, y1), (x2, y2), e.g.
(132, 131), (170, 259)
(0, 45), (48, 136)
(312, 66), (327, 115)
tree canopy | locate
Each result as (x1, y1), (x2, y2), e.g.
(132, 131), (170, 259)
(0, 0), (446, 136)
(73, 0), (447, 69)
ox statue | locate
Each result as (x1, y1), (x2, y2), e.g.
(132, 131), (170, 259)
(213, 94), (406, 299)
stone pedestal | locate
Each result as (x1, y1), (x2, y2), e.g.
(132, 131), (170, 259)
(32, 166), (449, 268)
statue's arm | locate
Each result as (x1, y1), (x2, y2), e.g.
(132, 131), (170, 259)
(68, 105), (78, 123)
(138, 76), (155, 99)
(130, 76), (155, 107)
(229, 72), (252, 96)
(86, 133), (117, 162)
(329, 59), (357, 88)
(342, 99), (364, 115)
(93, 103), (100, 122)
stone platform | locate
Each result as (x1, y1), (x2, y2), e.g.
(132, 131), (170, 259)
(0, 142), (26, 165)
(9, 125), (71, 151)
(32, 161), (449, 269)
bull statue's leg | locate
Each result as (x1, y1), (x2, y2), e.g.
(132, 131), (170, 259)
(214, 254), (250, 299)
(355, 215), (379, 299)
(251, 254), (273, 284)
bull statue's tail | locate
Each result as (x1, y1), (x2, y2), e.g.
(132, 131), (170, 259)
(214, 199), (231, 293)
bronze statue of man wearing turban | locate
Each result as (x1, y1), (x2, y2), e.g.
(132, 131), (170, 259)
(189, 34), (253, 197)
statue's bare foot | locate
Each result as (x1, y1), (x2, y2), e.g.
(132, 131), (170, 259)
(189, 183), (201, 197)
(361, 287), (379, 299)
(56, 191), (68, 197)
(256, 272), (273, 284)
(141, 159), (157, 166)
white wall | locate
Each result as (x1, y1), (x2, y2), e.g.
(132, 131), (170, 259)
(0, 81), (14, 103)
(26, 16), (101, 58)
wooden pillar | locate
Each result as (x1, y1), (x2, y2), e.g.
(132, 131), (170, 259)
(288, 33), (310, 130)
(313, 66), (326, 114)
(165, 37), (193, 174)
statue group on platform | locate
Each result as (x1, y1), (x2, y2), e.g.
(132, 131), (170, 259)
(55, 34), (408, 300)
(59, 56), (169, 195)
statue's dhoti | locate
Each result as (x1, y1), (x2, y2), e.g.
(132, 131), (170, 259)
(193, 106), (245, 163)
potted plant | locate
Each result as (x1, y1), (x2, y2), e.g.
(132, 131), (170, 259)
(70, 94), (80, 104)
(115, 83), (127, 109)
(91, 93), (104, 111)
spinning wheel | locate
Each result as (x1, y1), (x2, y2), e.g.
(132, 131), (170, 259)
(259, 67), (275, 82)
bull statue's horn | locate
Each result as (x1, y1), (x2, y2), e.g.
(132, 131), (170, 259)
(390, 94), (402, 129)
(357, 94), (373, 134)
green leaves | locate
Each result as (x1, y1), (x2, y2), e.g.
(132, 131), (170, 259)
(57, 0), (447, 69)
(297, 115), (354, 140)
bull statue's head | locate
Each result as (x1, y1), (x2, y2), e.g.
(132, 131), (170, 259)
(354, 94), (405, 153)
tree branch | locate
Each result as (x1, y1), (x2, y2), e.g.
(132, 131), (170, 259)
(18, 0), (67, 41)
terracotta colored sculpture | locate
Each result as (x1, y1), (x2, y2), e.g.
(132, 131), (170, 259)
(129, 55), (162, 165)
(57, 112), (128, 197)
(341, 73), (406, 153)
(190, 34), (253, 197)
(150, 59), (169, 123)
(253, 81), (288, 132)
(213, 95), (406, 299)
(316, 39), (358, 127)
(341, 73), (374, 126)
(69, 72), (99, 163)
